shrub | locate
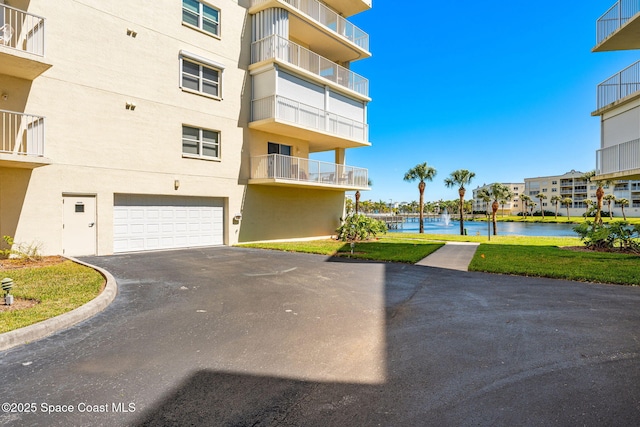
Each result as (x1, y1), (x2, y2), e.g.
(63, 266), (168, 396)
(336, 214), (387, 242)
(573, 221), (640, 252)
(0, 235), (42, 261)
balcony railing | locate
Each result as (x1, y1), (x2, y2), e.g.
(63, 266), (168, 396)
(596, 0), (640, 44)
(252, 95), (368, 142)
(251, 0), (369, 52)
(1, 110), (45, 157)
(597, 138), (640, 175)
(596, 60), (640, 109)
(252, 35), (369, 97)
(251, 153), (368, 187)
(0, 4), (45, 56)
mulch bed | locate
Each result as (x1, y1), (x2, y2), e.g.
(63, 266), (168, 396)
(0, 298), (38, 312)
(0, 256), (66, 270)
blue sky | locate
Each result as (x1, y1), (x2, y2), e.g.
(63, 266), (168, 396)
(319, 1), (639, 204)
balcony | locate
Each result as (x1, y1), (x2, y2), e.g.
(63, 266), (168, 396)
(594, 60), (640, 112)
(596, 138), (640, 179)
(250, 0), (370, 62)
(251, 35), (369, 98)
(0, 110), (50, 168)
(249, 153), (369, 190)
(594, 0), (640, 52)
(320, 0), (371, 17)
(250, 95), (369, 150)
(0, 4), (51, 79)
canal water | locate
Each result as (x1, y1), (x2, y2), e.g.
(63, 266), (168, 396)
(391, 219), (577, 237)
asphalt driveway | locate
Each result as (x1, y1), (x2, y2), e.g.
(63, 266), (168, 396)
(0, 246), (639, 426)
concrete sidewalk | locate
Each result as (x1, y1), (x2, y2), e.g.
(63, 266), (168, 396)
(415, 241), (480, 271)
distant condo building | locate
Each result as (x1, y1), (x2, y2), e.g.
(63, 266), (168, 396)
(524, 170), (640, 218)
(0, 0), (372, 256)
(472, 183), (524, 215)
(592, 1), (640, 180)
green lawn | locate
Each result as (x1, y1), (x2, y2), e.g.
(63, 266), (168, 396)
(241, 237), (444, 263)
(0, 260), (104, 334)
(240, 233), (639, 286)
(469, 244), (640, 286)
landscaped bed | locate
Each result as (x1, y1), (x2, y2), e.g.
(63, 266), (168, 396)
(0, 257), (105, 334)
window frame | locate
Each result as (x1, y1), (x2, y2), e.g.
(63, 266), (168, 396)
(180, 55), (223, 100)
(268, 142), (292, 156)
(182, 0), (221, 38)
(182, 124), (221, 161)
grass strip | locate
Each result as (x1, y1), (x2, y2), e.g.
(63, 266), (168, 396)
(240, 238), (444, 264)
(469, 244), (640, 286)
(0, 260), (104, 334)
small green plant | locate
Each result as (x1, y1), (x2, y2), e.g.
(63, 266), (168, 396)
(336, 214), (387, 242)
(573, 221), (640, 253)
(0, 235), (13, 259)
(0, 235), (42, 261)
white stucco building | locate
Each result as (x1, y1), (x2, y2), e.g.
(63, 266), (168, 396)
(472, 183), (524, 215)
(0, 0), (372, 256)
(524, 170), (640, 217)
(592, 1), (640, 180)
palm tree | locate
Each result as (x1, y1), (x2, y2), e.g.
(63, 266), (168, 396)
(618, 197), (629, 220)
(584, 171), (616, 225)
(355, 178), (372, 214)
(520, 194), (531, 219)
(536, 193), (547, 220)
(603, 194), (616, 220)
(403, 162), (437, 233)
(561, 197), (572, 221)
(479, 183), (509, 235)
(529, 201), (537, 217)
(444, 169), (476, 235)
(550, 195), (562, 219)
(498, 188), (514, 218)
(463, 200), (473, 219)
(584, 199), (593, 218)
(477, 188), (492, 233)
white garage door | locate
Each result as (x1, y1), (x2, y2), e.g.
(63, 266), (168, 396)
(114, 195), (224, 253)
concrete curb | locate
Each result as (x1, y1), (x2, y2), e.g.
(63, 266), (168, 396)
(0, 257), (118, 352)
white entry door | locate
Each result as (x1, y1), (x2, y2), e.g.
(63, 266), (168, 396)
(63, 195), (97, 256)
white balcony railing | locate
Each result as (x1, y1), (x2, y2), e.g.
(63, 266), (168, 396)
(252, 95), (368, 142)
(0, 4), (45, 56)
(252, 35), (369, 97)
(1, 110), (45, 157)
(597, 138), (640, 175)
(251, 0), (369, 52)
(596, 60), (640, 109)
(251, 153), (368, 187)
(596, 0), (640, 45)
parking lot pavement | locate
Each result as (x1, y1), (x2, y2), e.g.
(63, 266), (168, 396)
(0, 246), (639, 426)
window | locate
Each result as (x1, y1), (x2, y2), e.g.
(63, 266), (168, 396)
(552, 180), (557, 185)
(183, 0), (220, 37)
(552, 188), (557, 192)
(181, 57), (221, 98)
(268, 142), (292, 156)
(182, 125), (220, 159)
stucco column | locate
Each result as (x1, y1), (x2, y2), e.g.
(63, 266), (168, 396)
(335, 148), (345, 179)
